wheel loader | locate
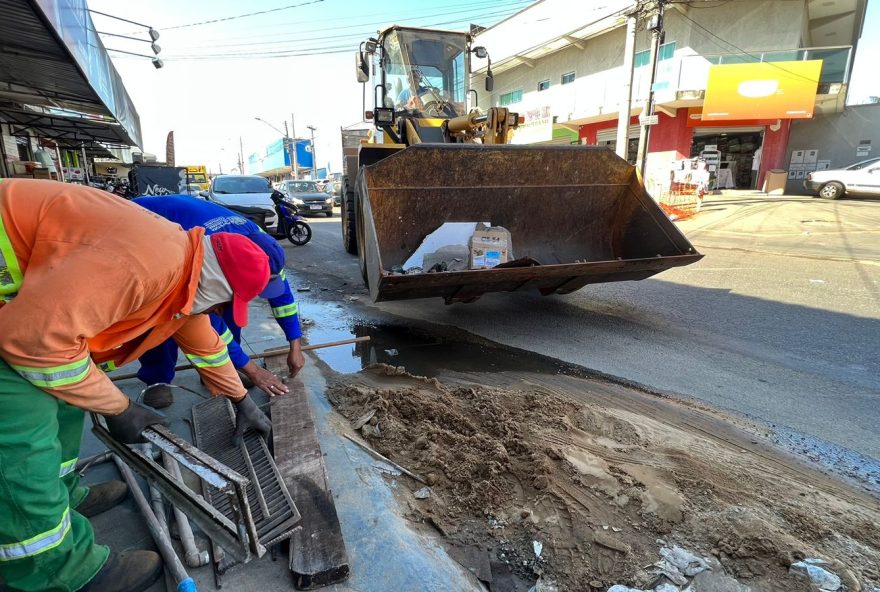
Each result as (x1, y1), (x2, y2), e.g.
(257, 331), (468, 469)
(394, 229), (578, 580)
(341, 25), (702, 304)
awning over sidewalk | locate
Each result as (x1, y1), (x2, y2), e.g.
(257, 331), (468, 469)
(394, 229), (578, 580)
(0, 0), (142, 148)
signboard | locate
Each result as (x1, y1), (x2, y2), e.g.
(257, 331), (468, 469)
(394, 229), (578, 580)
(247, 138), (314, 175)
(702, 60), (823, 121)
(686, 107), (776, 128)
(856, 140), (872, 157)
(134, 166), (187, 195)
(511, 105), (553, 145)
(639, 114), (659, 126)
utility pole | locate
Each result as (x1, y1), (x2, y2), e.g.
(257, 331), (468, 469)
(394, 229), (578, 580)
(238, 136), (245, 174)
(635, 0), (665, 181)
(616, 4), (639, 161)
(307, 125), (318, 179)
(290, 113), (299, 179)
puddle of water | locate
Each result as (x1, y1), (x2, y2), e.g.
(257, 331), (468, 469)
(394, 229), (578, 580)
(300, 298), (570, 378)
(298, 299), (364, 374)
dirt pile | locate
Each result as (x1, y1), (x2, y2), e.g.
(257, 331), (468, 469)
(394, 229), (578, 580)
(327, 365), (880, 591)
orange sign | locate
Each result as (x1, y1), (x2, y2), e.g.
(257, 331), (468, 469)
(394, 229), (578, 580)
(685, 107), (777, 128)
(702, 60), (822, 121)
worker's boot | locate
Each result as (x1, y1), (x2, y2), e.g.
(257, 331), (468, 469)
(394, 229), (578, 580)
(142, 383), (174, 409)
(79, 550), (163, 592)
(76, 480), (128, 518)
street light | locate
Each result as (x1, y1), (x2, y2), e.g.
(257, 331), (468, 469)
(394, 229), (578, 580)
(255, 116), (298, 179)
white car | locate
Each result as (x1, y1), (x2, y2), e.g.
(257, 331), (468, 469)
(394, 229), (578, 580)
(203, 175), (278, 232)
(804, 157), (880, 200)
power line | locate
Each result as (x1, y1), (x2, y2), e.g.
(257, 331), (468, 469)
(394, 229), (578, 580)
(157, 6), (529, 60)
(168, 0), (532, 50)
(157, 0), (325, 31)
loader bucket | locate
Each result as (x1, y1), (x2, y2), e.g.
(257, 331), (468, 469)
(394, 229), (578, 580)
(356, 143), (702, 303)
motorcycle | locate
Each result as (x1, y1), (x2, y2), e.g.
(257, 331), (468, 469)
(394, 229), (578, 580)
(271, 190), (312, 246)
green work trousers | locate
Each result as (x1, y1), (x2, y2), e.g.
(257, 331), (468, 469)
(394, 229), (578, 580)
(0, 358), (108, 591)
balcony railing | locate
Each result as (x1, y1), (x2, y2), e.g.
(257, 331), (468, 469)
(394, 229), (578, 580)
(496, 46), (851, 124)
(673, 46), (852, 95)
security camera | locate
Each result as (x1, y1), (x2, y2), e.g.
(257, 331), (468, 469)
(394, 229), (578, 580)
(152, 58), (164, 69)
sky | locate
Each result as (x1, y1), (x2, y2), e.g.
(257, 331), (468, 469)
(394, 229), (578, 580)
(87, 0), (534, 174)
(847, 0), (880, 106)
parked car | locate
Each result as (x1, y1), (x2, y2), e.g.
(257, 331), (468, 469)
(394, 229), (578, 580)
(201, 175), (278, 232)
(324, 180), (343, 206)
(274, 180), (334, 217)
(804, 157), (880, 200)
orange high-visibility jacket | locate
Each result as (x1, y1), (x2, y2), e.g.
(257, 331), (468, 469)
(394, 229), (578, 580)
(0, 179), (247, 414)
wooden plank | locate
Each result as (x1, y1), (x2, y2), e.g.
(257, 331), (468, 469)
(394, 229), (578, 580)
(272, 378), (350, 590)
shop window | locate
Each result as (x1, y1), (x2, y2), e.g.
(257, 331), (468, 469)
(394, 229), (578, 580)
(561, 71), (575, 85)
(634, 41), (676, 68)
(537, 79), (550, 92)
(500, 89), (523, 106)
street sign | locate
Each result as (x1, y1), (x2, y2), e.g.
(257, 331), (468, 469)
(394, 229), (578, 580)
(639, 114), (659, 126)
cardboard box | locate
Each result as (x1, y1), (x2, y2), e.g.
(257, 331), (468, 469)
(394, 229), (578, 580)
(469, 224), (511, 269)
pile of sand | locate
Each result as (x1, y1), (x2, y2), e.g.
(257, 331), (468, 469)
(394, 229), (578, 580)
(328, 366), (880, 590)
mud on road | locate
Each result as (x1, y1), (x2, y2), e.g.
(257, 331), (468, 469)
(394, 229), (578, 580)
(327, 365), (880, 591)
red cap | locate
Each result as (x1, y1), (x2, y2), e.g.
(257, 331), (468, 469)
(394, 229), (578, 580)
(209, 233), (270, 327)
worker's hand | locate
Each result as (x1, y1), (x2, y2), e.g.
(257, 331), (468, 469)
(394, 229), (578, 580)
(103, 400), (169, 444)
(240, 360), (289, 398)
(287, 339), (306, 379)
(232, 395), (272, 446)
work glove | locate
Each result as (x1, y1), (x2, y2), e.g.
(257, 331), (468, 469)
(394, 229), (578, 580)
(233, 395), (272, 446)
(104, 400), (169, 444)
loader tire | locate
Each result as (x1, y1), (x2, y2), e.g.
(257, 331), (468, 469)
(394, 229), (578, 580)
(341, 180), (358, 255)
(355, 190), (369, 288)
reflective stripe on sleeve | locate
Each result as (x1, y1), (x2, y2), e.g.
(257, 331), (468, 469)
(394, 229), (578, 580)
(0, 508), (71, 561)
(98, 361), (117, 373)
(0, 214), (23, 301)
(184, 348), (231, 368)
(219, 328), (234, 345)
(272, 303), (298, 318)
(11, 357), (91, 388)
(59, 458), (78, 478)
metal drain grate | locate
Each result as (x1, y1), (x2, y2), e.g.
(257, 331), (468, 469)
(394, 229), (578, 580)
(192, 397), (300, 549)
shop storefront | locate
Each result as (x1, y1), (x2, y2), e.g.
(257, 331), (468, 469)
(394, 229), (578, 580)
(0, 0), (142, 180)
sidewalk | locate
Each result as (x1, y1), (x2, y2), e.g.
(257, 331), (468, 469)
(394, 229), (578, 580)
(82, 296), (484, 592)
(673, 190), (880, 261)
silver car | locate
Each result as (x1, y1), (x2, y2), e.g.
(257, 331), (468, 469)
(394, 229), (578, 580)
(804, 157), (880, 200)
(202, 175), (278, 232)
(274, 180), (334, 217)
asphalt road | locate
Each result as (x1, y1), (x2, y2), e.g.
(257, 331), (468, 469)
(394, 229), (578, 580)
(290, 194), (880, 461)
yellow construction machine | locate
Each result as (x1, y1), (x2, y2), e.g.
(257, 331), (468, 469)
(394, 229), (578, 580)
(341, 25), (701, 304)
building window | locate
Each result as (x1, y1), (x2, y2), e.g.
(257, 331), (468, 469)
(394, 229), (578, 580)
(537, 79), (550, 91)
(634, 41), (676, 68)
(500, 89), (523, 106)
(561, 71), (575, 85)
(15, 136), (31, 161)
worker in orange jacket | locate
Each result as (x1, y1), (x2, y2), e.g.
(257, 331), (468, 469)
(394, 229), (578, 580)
(0, 179), (275, 592)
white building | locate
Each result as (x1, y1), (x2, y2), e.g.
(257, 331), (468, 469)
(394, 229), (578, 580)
(472, 0), (867, 192)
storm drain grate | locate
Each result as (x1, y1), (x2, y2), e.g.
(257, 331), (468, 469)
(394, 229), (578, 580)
(192, 396), (301, 549)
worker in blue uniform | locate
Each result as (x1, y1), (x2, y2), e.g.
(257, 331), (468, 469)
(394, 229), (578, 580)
(132, 195), (305, 406)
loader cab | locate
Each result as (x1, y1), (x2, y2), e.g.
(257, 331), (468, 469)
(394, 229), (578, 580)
(360, 27), (473, 143)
